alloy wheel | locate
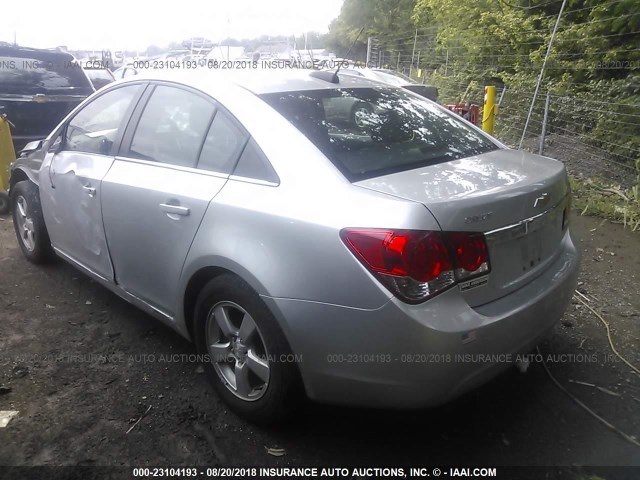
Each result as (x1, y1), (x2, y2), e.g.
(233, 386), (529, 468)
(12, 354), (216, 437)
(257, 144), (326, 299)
(206, 301), (270, 401)
(15, 196), (36, 252)
(353, 106), (371, 128)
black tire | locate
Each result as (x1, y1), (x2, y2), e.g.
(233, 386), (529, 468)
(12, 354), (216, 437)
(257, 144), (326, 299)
(194, 274), (303, 424)
(11, 181), (54, 264)
(0, 192), (9, 215)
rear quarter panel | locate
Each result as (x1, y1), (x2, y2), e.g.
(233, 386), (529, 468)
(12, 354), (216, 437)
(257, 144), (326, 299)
(181, 176), (441, 311)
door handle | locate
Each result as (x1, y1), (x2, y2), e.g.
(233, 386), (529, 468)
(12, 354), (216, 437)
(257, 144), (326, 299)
(83, 185), (96, 197)
(159, 203), (190, 216)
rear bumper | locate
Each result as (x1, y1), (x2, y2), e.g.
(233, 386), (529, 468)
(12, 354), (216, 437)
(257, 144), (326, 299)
(263, 228), (580, 408)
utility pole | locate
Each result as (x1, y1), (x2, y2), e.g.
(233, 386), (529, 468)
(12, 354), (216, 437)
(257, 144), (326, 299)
(410, 29), (418, 76)
(519, 0), (567, 149)
(539, 92), (551, 155)
(444, 49), (449, 76)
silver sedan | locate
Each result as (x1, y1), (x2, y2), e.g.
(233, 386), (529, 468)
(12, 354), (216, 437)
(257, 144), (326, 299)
(9, 69), (580, 423)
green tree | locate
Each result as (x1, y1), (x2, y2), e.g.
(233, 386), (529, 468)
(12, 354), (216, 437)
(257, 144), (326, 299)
(327, 0), (418, 60)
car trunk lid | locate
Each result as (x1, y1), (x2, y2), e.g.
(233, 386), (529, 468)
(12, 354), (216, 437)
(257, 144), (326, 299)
(355, 149), (570, 306)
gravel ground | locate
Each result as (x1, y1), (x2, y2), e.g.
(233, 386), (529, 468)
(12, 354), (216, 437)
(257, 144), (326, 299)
(0, 210), (639, 473)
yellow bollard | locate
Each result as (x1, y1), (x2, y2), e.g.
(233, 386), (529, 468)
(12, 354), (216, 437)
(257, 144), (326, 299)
(0, 114), (16, 193)
(482, 86), (496, 135)
(0, 114), (16, 214)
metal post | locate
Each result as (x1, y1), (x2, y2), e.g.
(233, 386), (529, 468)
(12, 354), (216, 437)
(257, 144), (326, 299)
(539, 92), (551, 155)
(410, 29), (418, 76)
(444, 49), (449, 76)
(366, 37), (372, 67)
(416, 51), (421, 78)
(498, 86), (507, 106)
(519, 0), (567, 149)
(397, 52), (401, 71)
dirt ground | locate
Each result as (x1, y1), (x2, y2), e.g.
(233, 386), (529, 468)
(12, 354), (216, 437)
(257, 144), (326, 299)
(0, 209), (639, 472)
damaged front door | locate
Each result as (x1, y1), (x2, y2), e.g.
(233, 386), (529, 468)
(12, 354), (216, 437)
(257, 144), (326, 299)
(39, 84), (145, 281)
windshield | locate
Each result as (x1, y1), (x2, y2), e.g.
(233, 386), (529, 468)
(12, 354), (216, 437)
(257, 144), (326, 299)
(260, 87), (499, 181)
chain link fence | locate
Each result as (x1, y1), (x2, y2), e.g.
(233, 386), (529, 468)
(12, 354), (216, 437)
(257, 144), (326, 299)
(364, 25), (640, 189)
(380, 73), (640, 189)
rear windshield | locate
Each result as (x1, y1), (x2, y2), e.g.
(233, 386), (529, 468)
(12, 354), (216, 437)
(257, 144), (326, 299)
(0, 51), (93, 95)
(260, 88), (498, 181)
(370, 71), (412, 86)
(85, 69), (115, 89)
(86, 69), (113, 80)
(373, 70), (414, 83)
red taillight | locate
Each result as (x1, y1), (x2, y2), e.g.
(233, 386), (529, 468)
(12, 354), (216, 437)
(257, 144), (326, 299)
(342, 230), (452, 282)
(341, 228), (490, 303)
(447, 232), (490, 279)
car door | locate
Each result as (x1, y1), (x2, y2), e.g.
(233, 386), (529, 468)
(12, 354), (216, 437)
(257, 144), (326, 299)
(101, 83), (249, 317)
(40, 83), (146, 280)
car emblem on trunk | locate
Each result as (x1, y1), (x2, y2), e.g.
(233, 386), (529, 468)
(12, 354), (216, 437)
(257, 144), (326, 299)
(534, 193), (550, 208)
(464, 212), (493, 224)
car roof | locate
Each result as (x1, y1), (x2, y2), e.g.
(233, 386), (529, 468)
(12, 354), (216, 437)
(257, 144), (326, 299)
(130, 68), (392, 95)
(324, 67), (417, 87)
(0, 44), (76, 62)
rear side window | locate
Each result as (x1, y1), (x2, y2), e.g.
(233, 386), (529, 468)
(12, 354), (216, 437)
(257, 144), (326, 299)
(197, 110), (248, 174)
(0, 50), (93, 95)
(232, 138), (279, 184)
(129, 86), (215, 168)
(260, 88), (498, 182)
(65, 84), (141, 155)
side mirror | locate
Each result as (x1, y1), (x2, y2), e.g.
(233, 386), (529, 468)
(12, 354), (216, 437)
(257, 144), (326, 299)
(19, 140), (43, 157)
(48, 136), (63, 154)
(99, 138), (112, 155)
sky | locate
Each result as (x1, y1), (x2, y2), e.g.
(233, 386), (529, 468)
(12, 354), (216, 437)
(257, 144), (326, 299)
(1, 0), (344, 51)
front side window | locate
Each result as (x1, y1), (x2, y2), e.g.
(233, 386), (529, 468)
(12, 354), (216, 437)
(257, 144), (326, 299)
(65, 84), (141, 155)
(261, 88), (498, 181)
(129, 86), (215, 168)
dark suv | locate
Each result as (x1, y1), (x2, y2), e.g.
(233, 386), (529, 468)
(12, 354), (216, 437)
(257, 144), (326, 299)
(0, 44), (94, 152)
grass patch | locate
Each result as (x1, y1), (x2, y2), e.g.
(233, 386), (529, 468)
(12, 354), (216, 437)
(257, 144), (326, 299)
(570, 175), (640, 231)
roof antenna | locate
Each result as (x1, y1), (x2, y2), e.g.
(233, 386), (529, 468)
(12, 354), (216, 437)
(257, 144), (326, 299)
(310, 26), (365, 84)
(334, 26), (364, 81)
